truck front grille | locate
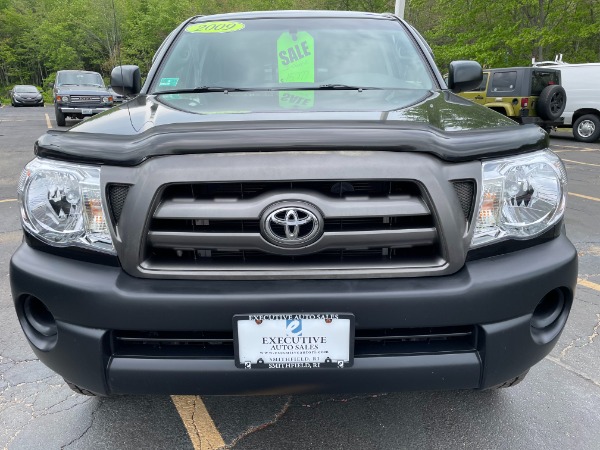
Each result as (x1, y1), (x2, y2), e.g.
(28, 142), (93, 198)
(141, 180), (444, 273)
(70, 95), (101, 103)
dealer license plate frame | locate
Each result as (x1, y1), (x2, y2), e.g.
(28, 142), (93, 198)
(233, 313), (355, 369)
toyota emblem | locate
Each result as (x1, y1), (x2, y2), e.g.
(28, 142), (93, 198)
(260, 202), (323, 248)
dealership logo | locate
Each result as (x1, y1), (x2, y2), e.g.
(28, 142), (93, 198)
(260, 202), (323, 248)
(286, 319), (302, 336)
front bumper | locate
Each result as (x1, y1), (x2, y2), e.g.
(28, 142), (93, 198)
(10, 233), (577, 395)
(59, 106), (111, 115)
(13, 97), (44, 105)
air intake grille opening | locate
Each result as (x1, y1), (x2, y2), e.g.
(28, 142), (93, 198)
(108, 184), (131, 225)
(452, 180), (476, 221)
(112, 326), (476, 359)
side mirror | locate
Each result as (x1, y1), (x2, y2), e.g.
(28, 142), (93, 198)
(110, 65), (141, 96)
(447, 61), (483, 93)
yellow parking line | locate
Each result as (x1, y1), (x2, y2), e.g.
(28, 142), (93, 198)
(45, 113), (52, 129)
(577, 278), (600, 292)
(569, 192), (600, 202)
(0, 198), (17, 203)
(562, 159), (600, 168)
(553, 144), (598, 151)
(171, 395), (226, 449)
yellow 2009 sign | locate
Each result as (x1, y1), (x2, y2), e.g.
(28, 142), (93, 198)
(186, 22), (245, 34)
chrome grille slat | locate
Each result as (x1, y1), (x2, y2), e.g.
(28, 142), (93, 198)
(70, 95), (101, 103)
(154, 191), (430, 219)
(148, 228), (437, 254)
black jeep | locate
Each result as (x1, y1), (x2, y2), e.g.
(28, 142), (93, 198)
(52, 70), (113, 126)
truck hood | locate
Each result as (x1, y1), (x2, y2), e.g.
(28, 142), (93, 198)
(55, 86), (110, 96)
(36, 89), (548, 166)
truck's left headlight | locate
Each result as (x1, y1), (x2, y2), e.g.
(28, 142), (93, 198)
(471, 150), (567, 248)
(18, 158), (115, 254)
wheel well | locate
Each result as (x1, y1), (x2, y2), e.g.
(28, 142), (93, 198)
(489, 107), (508, 116)
(573, 109), (600, 123)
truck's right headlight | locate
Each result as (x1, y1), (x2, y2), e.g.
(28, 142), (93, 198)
(18, 158), (115, 254)
(471, 150), (567, 248)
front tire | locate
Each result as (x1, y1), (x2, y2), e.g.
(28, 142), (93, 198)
(55, 105), (66, 127)
(573, 114), (600, 142)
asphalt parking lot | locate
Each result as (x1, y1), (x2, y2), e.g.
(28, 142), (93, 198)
(0, 105), (599, 450)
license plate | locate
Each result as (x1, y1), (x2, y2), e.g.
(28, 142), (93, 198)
(234, 313), (354, 369)
(81, 109), (93, 115)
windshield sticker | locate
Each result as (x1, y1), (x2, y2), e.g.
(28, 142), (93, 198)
(159, 78), (179, 87)
(186, 22), (245, 34)
(278, 31), (315, 109)
(277, 31), (315, 83)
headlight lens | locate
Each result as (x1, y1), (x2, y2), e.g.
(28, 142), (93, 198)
(471, 150), (567, 248)
(18, 158), (115, 254)
(102, 96), (113, 103)
(58, 95), (69, 103)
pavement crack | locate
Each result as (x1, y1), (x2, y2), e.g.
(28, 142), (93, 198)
(300, 393), (388, 408)
(546, 355), (600, 388)
(226, 396), (292, 449)
(190, 397), (203, 450)
(588, 313), (600, 345)
(559, 337), (581, 358)
(34, 396), (93, 418)
(60, 400), (100, 449)
(559, 313), (600, 358)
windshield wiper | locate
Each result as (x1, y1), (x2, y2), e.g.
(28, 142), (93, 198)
(152, 86), (253, 95)
(267, 84), (384, 92)
(316, 84), (382, 90)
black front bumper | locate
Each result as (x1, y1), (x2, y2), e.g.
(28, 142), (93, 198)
(10, 234), (577, 396)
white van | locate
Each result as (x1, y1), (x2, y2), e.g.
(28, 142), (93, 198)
(554, 63), (600, 142)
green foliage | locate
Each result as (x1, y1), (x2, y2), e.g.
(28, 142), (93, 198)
(408, 0), (600, 69)
(0, 0), (598, 88)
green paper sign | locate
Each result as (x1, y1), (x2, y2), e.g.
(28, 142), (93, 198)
(186, 22), (245, 34)
(277, 31), (315, 83)
(277, 31), (315, 109)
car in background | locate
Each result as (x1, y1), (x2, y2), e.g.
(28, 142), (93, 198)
(107, 85), (125, 103)
(459, 67), (566, 132)
(51, 70), (113, 126)
(10, 85), (44, 107)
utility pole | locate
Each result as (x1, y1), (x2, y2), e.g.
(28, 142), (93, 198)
(395, 0), (406, 19)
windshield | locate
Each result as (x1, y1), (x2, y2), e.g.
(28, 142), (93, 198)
(14, 85), (39, 93)
(57, 72), (104, 87)
(152, 17), (433, 93)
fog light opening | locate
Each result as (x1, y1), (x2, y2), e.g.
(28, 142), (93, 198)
(530, 288), (571, 345)
(19, 296), (58, 351)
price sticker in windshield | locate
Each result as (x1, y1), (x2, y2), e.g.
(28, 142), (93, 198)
(277, 31), (315, 109)
(277, 31), (315, 83)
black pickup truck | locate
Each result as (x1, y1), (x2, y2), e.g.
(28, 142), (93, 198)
(11, 11), (577, 396)
(51, 70), (113, 126)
